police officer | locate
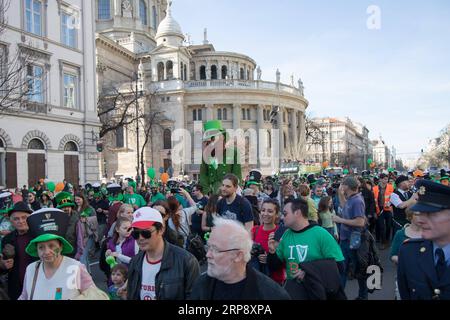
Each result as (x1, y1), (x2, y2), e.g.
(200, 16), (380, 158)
(397, 179), (450, 300)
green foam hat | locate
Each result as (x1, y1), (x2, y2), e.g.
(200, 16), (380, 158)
(55, 192), (75, 209)
(25, 233), (73, 258)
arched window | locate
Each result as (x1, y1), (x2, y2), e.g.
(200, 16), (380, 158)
(166, 61), (173, 80)
(217, 108), (222, 120)
(223, 108), (227, 120)
(240, 68), (244, 80)
(152, 5), (157, 29)
(98, 0), (111, 20)
(221, 65), (227, 79)
(283, 132), (287, 149)
(163, 129), (171, 149)
(28, 138), (44, 150)
(0, 138), (4, 148)
(139, 0), (148, 25)
(211, 65), (217, 80)
(116, 126), (124, 148)
(200, 66), (206, 80)
(157, 62), (164, 81)
(64, 141), (78, 152)
(184, 65), (187, 81)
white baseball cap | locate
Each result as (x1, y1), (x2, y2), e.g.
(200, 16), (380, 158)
(131, 207), (163, 229)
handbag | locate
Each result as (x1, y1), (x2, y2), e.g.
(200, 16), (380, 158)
(349, 231), (362, 250)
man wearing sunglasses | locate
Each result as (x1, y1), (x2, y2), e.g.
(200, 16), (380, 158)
(122, 207), (200, 300)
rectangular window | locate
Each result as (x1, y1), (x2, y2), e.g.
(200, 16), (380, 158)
(198, 109), (202, 121)
(62, 13), (77, 48)
(193, 109), (197, 121)
(217, 108), (222, 120)
(25, 0), (42, 36)
(0, 45), (6, 93)
(242, 108), (246, 120)
(27, 65), (43, 103)
(247, 109), (251, 120)
(116, 126), (124, 148)
(63, 73), (77, 108)
(152, 6), (157, 29)
(223, 108), (227, 120)
(98, 0), (111, 20)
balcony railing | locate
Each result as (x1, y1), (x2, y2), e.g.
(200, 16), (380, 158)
(150, 79), (304, 97)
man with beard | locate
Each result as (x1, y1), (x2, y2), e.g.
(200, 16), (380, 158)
(189, 216), (290, 300)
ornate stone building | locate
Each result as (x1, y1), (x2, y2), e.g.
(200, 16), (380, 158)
(0, 0), (100, 189)
(96, 0), (308, 181)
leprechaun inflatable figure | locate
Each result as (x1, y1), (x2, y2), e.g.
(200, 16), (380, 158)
(199, 120), (242, 195)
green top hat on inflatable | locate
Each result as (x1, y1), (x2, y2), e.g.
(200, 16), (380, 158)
(246, 169), (263, 187)
(25, 208), (73, 257)
(203, 120), (225, 141)
(126, 178), (137, 192)
(55, 192), (75, 209)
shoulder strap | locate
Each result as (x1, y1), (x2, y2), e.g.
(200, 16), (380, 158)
(30, 261), (41, 300)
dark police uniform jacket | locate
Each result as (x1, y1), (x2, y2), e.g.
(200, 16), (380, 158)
(398, 239), (450, 300)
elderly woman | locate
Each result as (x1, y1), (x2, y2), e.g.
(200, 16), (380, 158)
(18, 208), (108, 300)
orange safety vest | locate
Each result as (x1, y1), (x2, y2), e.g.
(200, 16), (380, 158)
(373, 183), (394, 215)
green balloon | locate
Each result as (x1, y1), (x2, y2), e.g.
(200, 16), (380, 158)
(343, 169), (349, 174)
(367, 159), (373, 164)
(388, 167), (394, 172)
(147, 167), (156, 179)
(47, 181), (56, 192)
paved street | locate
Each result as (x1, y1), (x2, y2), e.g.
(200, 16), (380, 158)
(90, 244), (396, 300)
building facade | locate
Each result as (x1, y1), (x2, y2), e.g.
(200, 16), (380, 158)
(372, 137), (394, 169)
(305, 117), (371, 171)
(96, 0), (308, 182)
(0, 0), (101, 189)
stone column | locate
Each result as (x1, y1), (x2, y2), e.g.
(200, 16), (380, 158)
(206, 104), (213, 121)
(233, 104), (241, 130)
(278, 106), (284, 162)
(291, 109), (298, 147)
(257, 105), (264, 168)
(205, 61), (210, 80)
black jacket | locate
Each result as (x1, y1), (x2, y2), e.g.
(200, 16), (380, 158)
(284, 259), (347, 300)
(127, 240), (200, 300)
(361, 188), (376, 218)
(189, 264), (291, 300)
(0, 231), (38, 300)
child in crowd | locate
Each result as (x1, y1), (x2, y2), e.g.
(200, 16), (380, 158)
(108, 264), (128, 300)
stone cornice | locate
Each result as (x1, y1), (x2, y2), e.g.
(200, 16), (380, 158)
(96, 34), (137, 61)
(192, 51), (257, 66)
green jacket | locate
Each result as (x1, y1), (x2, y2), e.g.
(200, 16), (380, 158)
(199, 147), (242, 195)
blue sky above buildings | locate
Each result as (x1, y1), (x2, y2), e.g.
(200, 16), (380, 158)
(173, 0), (450, 161)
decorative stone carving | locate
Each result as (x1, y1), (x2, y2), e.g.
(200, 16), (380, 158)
(257, 66), (261, 80)
(122, 0), (133, 18)
(298, 78), (304, 96)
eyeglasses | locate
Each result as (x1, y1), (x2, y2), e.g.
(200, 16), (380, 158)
(205, 243), (241, 255)
(131, 228), (157, 240)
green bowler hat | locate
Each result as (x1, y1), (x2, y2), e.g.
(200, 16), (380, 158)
(203, 120), (224, 141)
(26, 233), (73, 258)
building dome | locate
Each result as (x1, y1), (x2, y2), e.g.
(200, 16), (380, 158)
(156, 1), (184, 46)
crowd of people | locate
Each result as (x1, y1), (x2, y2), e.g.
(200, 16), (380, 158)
(0, 166), (449, 300)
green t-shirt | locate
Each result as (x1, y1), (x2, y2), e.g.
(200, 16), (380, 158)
(124, 193), (147, 208)
(276, 225), (344, 279)
(150, 192), (166, 204)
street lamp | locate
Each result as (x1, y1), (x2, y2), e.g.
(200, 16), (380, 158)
(135, 62), (144, 185)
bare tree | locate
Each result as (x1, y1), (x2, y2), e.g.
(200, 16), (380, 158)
(305, 114), (326, 161)
(138, 94), (168, 185)
(97, 82), (143, 138)
(0, 0), (10, 35)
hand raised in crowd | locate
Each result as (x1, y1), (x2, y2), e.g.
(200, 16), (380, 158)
(267, 232), (278, 254)
(258, 253), (267, 264)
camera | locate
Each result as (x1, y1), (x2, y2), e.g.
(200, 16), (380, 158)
(251, 242), (265, 258)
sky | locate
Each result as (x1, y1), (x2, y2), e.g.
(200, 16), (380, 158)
(171, 0), (450, 162)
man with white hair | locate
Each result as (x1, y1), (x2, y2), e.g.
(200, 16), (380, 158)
(189, 216), (291, 300)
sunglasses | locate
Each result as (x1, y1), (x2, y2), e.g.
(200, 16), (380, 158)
(131, 228), (156, 240)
